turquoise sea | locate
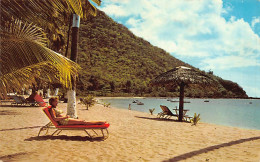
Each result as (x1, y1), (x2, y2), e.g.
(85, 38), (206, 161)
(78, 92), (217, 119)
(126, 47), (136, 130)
(99, 98), (260, 130)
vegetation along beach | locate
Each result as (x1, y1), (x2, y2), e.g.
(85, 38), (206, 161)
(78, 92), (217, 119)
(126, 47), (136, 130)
(1, 0), (260, 162)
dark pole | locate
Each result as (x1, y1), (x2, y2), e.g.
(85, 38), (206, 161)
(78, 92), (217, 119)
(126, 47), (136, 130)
(178, 82), (185, 121)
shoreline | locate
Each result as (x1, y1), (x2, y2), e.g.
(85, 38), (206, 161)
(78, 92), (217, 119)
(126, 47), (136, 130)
(1, 102), (260, 161)
(96, 96), (260, 100)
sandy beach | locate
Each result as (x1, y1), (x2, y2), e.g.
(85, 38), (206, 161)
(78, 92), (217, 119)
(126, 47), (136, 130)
(0, 100), (260, 162)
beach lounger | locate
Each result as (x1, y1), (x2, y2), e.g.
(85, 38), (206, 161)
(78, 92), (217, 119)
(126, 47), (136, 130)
(11, 96), (37, 106)
(33, 94), (47, 107)
(38, 107), (110, 139)
(157, 105), (178, 119)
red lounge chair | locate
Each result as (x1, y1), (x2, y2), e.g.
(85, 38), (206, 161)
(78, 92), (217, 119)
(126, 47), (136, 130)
(34, 94), (47, 107)
(38, 107), (110, 139)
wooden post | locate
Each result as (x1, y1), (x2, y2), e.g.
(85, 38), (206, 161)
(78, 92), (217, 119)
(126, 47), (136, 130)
(178, 82), (185, 121)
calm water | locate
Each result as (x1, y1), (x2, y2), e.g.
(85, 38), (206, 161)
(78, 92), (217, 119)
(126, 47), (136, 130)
(99, 98), (260, 130)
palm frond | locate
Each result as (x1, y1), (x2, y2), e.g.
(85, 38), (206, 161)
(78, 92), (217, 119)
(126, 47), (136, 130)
(0, 20), (80, 98)
(0, 0), (100, 26)
(82, 0), (102, 17)
(0, 0), (101, 51)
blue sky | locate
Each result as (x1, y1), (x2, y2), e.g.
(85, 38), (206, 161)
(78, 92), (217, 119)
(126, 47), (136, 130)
(97, 0), (260, 97)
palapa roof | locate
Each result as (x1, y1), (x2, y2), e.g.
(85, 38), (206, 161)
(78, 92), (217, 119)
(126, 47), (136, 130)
(151, 66), (214, 86)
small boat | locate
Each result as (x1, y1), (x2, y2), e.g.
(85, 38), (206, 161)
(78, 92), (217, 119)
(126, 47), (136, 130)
(137, 101), (144, 105)
(204, 100), (210, 102)
(133, 100), (139, 103)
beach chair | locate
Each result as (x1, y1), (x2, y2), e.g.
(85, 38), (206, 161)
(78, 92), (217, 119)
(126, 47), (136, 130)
(11, 96), (37, 106)
(157, 105), (178, 119)
(34, 94), (47, 107)
(38, 107), (110, 139)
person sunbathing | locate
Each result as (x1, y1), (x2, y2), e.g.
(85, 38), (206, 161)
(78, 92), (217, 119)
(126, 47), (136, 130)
(48, 97), (105, 125)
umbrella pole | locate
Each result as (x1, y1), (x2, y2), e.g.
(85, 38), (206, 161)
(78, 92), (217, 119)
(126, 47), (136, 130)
(178, 82), (185, 122)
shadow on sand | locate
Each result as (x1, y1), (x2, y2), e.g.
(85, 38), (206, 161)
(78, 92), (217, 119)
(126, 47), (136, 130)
(0, 110), (22, 115)
(0, 105), (38, 108)
(25, 135), (105, 142)
(163, 136), (260, 162)
(0, 152), (31, 161)
(0, 126), (42, 132)
(135, 116), (190, 123)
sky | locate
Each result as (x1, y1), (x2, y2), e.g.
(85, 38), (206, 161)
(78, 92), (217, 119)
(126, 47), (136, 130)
(97, 0), (260, 97)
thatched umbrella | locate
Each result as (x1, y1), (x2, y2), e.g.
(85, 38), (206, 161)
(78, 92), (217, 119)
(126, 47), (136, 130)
(151, 66), (214, 121)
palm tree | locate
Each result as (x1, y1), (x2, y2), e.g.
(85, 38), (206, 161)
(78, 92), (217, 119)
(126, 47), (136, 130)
(0, 0), (101, 117)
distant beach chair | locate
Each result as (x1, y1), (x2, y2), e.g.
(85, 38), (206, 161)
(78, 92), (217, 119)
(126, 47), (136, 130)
(11, 96), (37, 106)
(33, 94), (47, 107)
(38, 107), (110, 139)
(157, 105), (178, 119)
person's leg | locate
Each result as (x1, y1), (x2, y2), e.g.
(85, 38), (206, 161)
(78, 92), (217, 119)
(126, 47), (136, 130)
(67, 118), (105, 125)
(84, 121), (105, 125)
(67, 119), (86, 125)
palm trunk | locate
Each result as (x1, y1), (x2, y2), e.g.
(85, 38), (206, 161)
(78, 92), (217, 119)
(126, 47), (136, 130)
(67, 90), (77, 118)
(54, 88), (59, 96)
(67, 14), (80, 118)
(65, 15), (72, 57)
(46, 88), (51, 98)
(28, 89), (32, 95)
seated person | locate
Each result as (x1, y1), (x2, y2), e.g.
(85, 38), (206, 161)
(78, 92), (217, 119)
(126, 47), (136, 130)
(48, 97), (105, 125)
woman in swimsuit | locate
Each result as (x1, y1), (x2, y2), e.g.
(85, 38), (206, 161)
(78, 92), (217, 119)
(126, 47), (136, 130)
(48, 97), (105, 125)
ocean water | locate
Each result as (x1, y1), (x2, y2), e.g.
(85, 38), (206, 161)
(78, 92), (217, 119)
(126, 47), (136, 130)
(99, 98), (260, 130)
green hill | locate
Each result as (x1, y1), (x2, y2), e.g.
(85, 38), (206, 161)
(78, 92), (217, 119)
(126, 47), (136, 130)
(75, 10), (247, 98)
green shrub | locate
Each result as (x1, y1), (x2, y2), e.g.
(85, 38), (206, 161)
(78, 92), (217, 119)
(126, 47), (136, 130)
(149, 108), (155, 115)
(81, 95), (96, 110)
(103, 103), (111, 108)
(191, 113), (201, 126)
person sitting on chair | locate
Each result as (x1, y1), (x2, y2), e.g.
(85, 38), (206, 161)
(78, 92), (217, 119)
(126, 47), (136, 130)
(48, 97), (105, 125)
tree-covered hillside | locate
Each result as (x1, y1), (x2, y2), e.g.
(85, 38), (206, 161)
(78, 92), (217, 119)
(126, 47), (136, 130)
(75, 10), (247, 98)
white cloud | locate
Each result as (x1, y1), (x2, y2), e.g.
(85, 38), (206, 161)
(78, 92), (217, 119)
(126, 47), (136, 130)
(251, 17), (260, 28)
(126, 18), (141, 27)
(201, 55), (260, 70)
(243, 86), (260, 98)
(101, 4), (128, 17)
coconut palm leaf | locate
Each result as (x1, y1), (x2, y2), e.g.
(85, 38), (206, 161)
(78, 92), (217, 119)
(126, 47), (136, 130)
(0, 0), (101, 51)
(0, 0), (101, 29)
(0, 20), (80, 98)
